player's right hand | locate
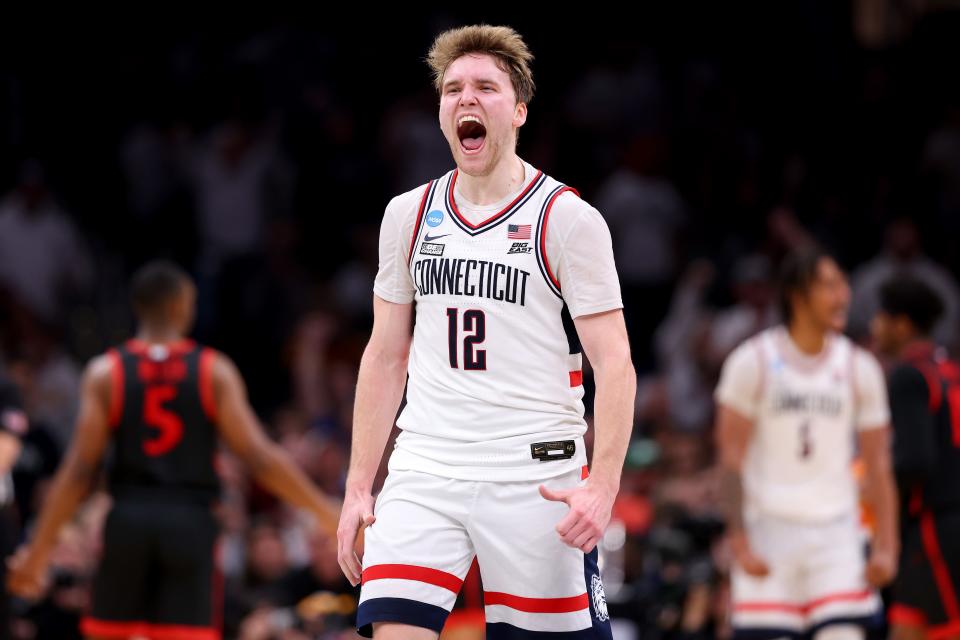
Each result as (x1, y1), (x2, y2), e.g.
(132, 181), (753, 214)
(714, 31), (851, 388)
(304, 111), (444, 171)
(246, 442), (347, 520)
(6, 546), (50, 600)
(729, 532), (770, 577)
(336, 492), (376, 587)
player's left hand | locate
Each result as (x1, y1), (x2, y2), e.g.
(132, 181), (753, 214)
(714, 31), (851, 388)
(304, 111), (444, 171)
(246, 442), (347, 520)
(6, 546), (50, 600)
(865, 546), (897, 588)
(539, 480), (614, 553)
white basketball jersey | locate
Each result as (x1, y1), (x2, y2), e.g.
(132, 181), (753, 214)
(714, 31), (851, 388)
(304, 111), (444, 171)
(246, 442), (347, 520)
(744, 327), (862, 523)
(389, 165), (589, 481)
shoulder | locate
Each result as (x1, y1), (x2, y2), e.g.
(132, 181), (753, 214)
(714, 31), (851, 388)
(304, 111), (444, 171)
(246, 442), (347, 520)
(729, 333), (765, 368)
(721, 332), (773, 385)
(888, 361), (932, 401)
(889, 361), (926, 385)
(87, 351), (119, 383)
(847, 341), (884, 380)
(390, 181), (434, 211)
(80, 351), (121, 409)
(543, 187), (610, 239)
(383, 179), (442, 229)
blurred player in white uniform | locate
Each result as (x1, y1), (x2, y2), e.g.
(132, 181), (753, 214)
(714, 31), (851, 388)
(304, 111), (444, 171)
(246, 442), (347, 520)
(714, 248), (899, 640)
(336, 25), (635, 640)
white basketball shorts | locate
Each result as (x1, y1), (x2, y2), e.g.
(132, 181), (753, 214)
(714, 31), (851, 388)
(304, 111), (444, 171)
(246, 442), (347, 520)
(731, 510), (881, 639)
(356, 465), (613, 638)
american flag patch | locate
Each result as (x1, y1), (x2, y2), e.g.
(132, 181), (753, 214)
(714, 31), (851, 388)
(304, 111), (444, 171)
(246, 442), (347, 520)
(507, 224), (531, 239)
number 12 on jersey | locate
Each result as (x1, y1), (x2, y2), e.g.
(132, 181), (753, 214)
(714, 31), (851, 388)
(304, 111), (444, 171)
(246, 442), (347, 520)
(447, 308), (486, 370)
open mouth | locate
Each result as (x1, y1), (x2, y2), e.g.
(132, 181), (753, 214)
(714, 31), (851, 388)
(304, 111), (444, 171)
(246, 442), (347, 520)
(457, 116), (486, 153)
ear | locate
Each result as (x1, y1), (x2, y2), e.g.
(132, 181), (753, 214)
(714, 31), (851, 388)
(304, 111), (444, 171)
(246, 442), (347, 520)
(513, 101), (528, 128)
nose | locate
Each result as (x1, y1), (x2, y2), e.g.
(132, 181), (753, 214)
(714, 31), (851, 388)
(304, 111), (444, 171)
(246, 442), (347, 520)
(459, 84), (478, 105)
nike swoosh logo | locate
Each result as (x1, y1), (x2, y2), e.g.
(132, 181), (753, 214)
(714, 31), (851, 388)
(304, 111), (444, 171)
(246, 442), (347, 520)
(423, 233), (450, 242)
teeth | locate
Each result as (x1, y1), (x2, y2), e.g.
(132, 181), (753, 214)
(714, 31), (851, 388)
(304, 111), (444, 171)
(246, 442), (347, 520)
(458, 115), (482, 126)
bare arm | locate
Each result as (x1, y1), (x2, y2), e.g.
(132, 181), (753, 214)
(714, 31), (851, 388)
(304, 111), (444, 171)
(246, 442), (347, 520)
(335, 295), (412, 585)
(859, 426), (899, 586)
(211, 352), (338, 534)
(0, 433), (22, 476)
(7, 355), (113, 598)
(343, 295), (413, 496)
(715, 404), (769, 576)
(715, 405), (753, 534)
(540, 308), (635, 553)
(574, 308), (635, 493)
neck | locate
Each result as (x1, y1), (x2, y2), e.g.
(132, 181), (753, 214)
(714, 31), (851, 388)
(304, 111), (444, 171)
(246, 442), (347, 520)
(456, 153), (525, 206)
(136, 326), (183, 345)
(786, 318), (828, 355)
(898, 334), (932, 358)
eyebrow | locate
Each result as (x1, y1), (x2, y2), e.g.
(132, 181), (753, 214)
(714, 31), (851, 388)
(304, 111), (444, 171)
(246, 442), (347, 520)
(442, 77), (501, 90)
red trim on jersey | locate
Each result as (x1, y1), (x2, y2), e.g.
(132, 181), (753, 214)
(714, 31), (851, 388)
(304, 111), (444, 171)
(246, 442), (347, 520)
(734, 589), (873, 615)
(889, 603), (927, 627)
(909, 485), (924, 517)
(107, 349), (124, 429)
(199, 348), (217, 423)
(569, 370), (583, 387)
(921, 511), (960, 621)
(937, 359), (960, 446)
(80, 618), (220, 640)
(447, 168), (544, 230)
(581, 465), (590, 480)
(362, 564), (464, 593)
(407, 181), (433, 266)
(484, 591), (589, 613)
(539, 187), (580, 290)
(918, 363), (944, 412)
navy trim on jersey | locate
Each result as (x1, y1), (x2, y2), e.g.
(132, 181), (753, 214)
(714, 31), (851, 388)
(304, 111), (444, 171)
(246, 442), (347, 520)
(561, 304), (582, 356)
(356, 597), (449, 637)
(444, 170), (548, 236)
(534, 184), (568, 299)
(408, 179), (440, 267)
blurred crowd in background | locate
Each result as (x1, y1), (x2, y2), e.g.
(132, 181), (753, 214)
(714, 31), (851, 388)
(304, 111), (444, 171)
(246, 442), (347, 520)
(1, 3), (960, 639)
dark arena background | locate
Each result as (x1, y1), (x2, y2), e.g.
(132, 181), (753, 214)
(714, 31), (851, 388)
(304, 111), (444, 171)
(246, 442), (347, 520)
(1, 3), (959, 639)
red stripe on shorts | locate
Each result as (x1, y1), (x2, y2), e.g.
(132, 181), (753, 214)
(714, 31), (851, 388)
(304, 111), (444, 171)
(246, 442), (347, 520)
(484, 591), (589, 613)
(362, 564), (464, 593)
(735, 590), (873, 615)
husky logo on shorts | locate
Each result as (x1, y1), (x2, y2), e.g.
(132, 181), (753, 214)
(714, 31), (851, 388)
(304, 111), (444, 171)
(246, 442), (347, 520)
(590, 573), (608, 622)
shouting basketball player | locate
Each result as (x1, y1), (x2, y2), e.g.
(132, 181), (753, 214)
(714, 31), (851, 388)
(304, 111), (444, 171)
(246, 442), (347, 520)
(336, 24), (635, 639)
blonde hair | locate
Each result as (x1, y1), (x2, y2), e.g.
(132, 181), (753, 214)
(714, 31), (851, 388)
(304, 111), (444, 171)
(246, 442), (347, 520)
(426, 24), (535, 105)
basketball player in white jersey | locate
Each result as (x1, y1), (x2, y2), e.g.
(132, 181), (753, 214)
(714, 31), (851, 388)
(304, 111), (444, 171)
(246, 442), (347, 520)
(336, 25), (635, 639)
(715, 248), (899, 640)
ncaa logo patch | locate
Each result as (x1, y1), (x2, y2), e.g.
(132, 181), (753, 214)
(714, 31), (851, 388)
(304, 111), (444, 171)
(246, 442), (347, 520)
(590, 574), (609, 622)
(426, 209), (444, 227)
